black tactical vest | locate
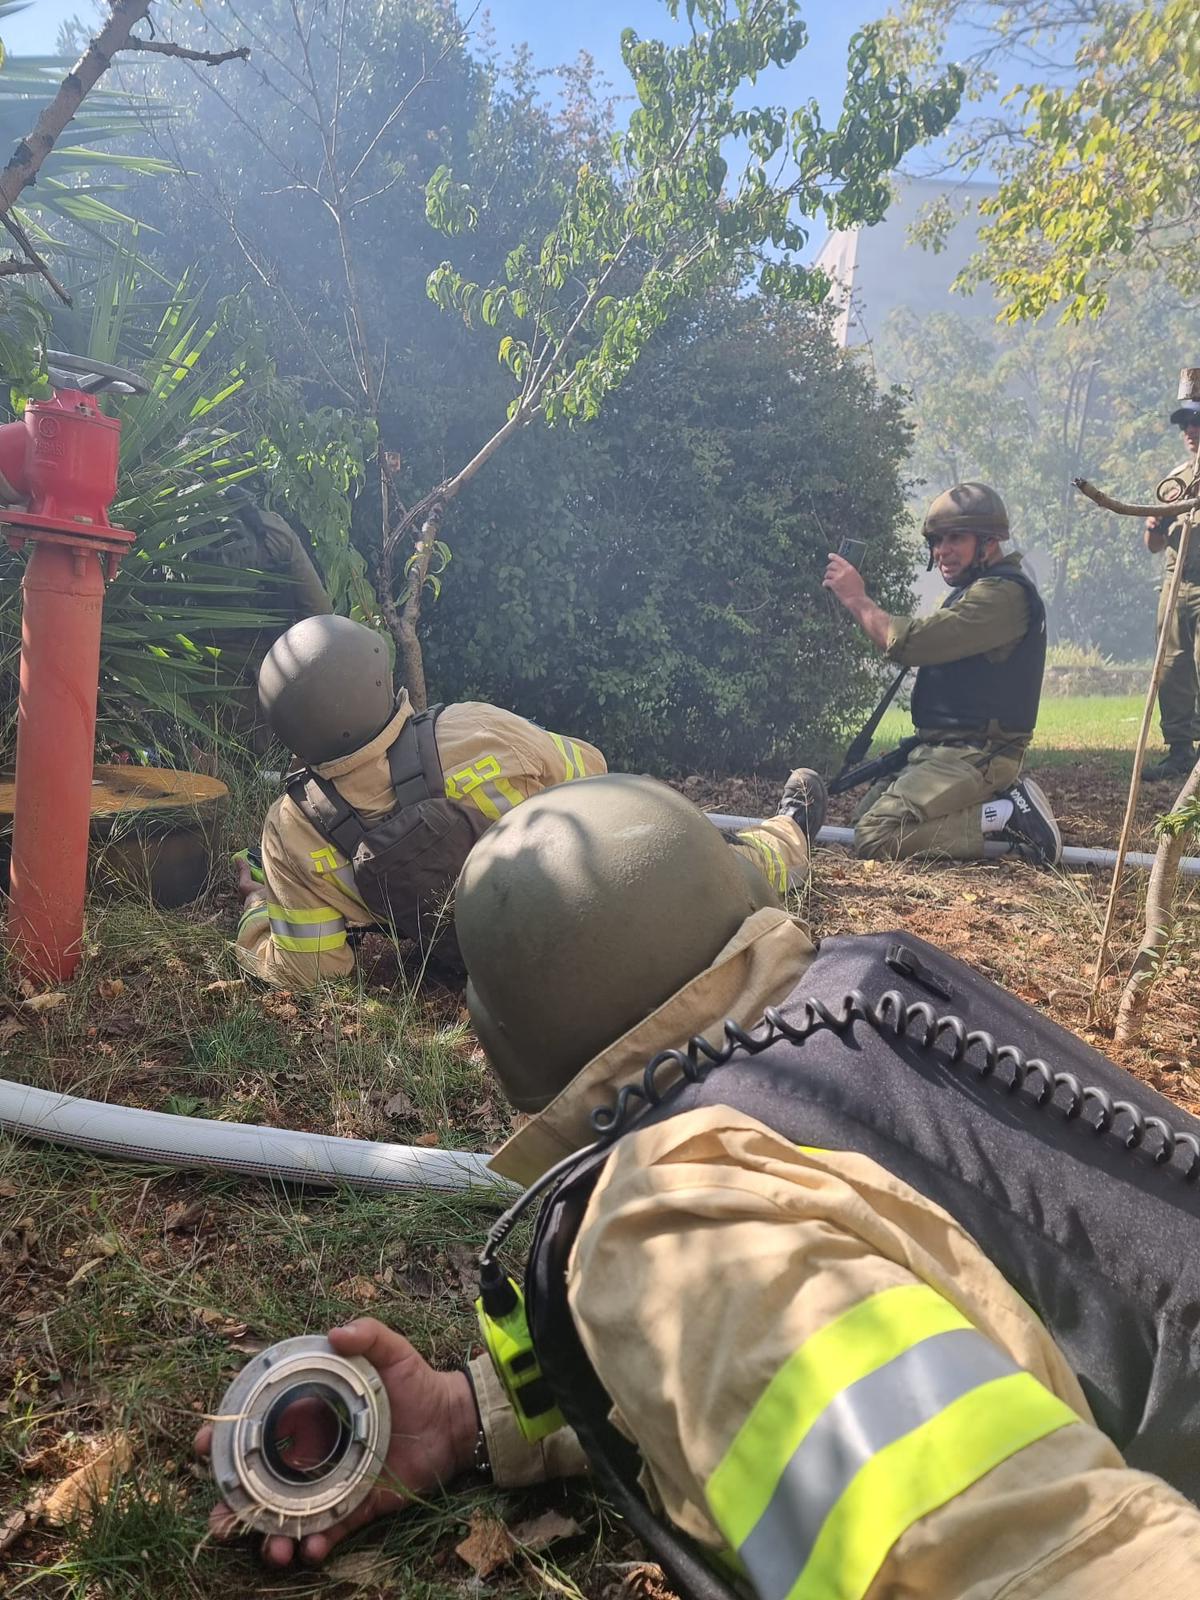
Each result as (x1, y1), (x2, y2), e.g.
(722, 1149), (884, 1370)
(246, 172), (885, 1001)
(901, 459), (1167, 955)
(910, 565), (1046, 737)
(525, 930), (1200, 1537)
(286, 706), (489, 966)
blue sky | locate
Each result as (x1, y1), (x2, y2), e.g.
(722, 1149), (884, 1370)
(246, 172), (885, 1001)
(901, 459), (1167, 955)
(3, 1), (893, 117)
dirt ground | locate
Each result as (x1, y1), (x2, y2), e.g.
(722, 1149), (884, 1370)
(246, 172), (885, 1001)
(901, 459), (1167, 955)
(677, 761), (1200, 1109)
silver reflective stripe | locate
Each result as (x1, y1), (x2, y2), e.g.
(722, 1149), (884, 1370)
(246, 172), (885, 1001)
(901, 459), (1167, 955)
(740, 1327), (1018, 1600)
(268, 913), (346, 941)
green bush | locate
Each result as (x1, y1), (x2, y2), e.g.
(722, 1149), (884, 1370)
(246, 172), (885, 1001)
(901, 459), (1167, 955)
(424, 294), (915, 776)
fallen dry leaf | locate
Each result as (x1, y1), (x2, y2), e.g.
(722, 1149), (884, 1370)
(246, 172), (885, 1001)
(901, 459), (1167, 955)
(0, 1178), (17, 1199)
(193, 1307), (249, 1338)
(455, 1509), (516, 1578)
(335, 1275), (380, 1305)
(163, 1200), (207, 1235)
(39, 1432), (133, 1527)
(0, 1015), (25, 1047)
(97, 978), (125, 1000)
(22, 991), (66, 1014)
(413, 1131), (440, 1148)
(203, 979), (245, 994)
(0, 1507), (26, 1555)
(65, 1255), (109, 1289)
(383, 1089), (417, 1120)
(509, 1509), (581, 1551)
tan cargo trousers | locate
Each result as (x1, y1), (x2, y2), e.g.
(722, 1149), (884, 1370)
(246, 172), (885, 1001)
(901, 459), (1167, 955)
(853, 742), (1023, 861)
(728, 815), (810, 897)
(1156, 580), (1200, 747)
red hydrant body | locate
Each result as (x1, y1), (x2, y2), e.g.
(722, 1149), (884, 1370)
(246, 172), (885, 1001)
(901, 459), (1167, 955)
(3, 387), (136, 983)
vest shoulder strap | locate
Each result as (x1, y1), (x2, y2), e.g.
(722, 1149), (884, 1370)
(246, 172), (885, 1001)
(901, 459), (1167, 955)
(387, 703), (444, 810)
(285, 768), (368, 859)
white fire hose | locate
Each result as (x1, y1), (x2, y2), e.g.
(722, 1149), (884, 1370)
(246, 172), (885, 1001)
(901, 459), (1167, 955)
(708, 818), (1200, 877)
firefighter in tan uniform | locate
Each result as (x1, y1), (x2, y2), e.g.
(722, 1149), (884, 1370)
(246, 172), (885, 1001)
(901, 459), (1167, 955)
(1143, 397), (1200, 780)
(235, 616), (814, 985)
(202, 777), (1200, 1596)
(825, 482), (1062, 865)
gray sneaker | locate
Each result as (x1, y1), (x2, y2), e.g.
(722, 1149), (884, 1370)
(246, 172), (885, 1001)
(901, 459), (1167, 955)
(777, 768), (827, 841)
(1000, 778), (1062, 866)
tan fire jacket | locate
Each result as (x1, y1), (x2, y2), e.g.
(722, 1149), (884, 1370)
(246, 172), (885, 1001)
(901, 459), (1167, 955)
(236, 697), (605, 986)
(470, 907), (1200, 1597)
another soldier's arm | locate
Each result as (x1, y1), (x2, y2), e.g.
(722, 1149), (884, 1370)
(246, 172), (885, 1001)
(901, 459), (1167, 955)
(886, 575), (1030, 666)
(570, 1110), (1200, 1600)
(235, 802), (358, 986)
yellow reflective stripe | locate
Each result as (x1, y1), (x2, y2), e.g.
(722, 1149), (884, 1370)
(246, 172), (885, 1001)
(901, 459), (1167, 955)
(493, 776), (524, 808)
(569, 740), (586, 779)
(790, 1371), (1076, 1600)
(549, 731), (576, 780)
(706, 1284), (971, 1548)
(267, 902), (347, 952)
(465, 786), (501, 821)
(267, 903), (341, 924)
(273, 929), (348, 953)
(739, 832), (788, 895)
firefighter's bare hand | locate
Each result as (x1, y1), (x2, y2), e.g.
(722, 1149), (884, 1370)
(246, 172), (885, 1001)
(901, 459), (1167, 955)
(235, 860), (261, 901)
(195, 1320), (479, 1569)
(824, 552), (866, 605)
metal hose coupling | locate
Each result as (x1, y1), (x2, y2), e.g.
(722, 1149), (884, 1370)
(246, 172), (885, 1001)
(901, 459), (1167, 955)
(210, 1335), (390, 1538)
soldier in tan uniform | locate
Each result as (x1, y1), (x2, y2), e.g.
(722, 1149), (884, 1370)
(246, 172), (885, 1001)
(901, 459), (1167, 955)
(236, 617), (815, 985)
(200, 777), (1200, 1594)
(1143, 398), (1200, 780)
(825, 482), (1061, 865)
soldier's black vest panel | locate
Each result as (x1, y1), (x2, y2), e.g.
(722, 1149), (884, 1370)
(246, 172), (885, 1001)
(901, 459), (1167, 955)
(287, 706), (488, 967)
(526, 932), (1200, 1511)
(910, 566), (1046, 736)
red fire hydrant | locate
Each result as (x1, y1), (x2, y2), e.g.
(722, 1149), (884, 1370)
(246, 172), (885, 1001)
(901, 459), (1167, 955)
(1, 351), (146, 982)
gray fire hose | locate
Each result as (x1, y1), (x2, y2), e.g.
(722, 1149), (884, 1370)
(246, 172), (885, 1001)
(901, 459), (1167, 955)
(0, 1076), (511, 1193)
(709, 818), (1200, 877)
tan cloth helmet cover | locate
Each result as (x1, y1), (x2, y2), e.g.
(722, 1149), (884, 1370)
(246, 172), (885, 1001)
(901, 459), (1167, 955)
(456, 774), (767, 1112)
(257, 615), (394, 765)
(922, 481), (1010, 541)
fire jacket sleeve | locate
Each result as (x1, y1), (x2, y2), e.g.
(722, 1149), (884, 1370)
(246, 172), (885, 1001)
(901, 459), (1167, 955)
(885, 575), (1030, 667)
(234, 797), (361, 986)
(567, 1108), (1200, 1600)
(434, 704), (607, 827)
(257, 509), (333, 621)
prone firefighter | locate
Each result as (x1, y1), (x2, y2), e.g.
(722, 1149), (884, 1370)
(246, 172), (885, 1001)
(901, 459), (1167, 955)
(202, 776), (1200, 1596)
(236, 616), (816, 984)
(1142, 396), (1200, 781)
(825, 482), (1062, 865)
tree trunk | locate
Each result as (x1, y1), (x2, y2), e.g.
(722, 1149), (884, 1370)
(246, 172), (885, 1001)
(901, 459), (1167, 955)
(1113, 756), (1200, 1045)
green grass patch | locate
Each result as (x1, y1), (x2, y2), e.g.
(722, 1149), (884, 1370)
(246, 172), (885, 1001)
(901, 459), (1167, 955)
(874, 693), (1147, 768)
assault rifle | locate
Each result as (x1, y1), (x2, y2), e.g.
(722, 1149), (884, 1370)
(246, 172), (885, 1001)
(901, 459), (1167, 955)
(829, 735), (919, 797)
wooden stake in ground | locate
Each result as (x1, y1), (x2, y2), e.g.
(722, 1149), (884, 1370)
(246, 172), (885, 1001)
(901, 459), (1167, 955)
(1113, 753), (1200, 1045)
(1075, 468), (1200, 1017)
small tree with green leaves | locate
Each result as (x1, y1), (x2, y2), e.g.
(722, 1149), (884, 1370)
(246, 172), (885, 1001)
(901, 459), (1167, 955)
(884, 0), (1200, 321)
(408, 0), (961, 698)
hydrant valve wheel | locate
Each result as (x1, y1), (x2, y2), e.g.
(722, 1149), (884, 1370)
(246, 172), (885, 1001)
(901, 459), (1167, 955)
(210, 1335), (391, 1538)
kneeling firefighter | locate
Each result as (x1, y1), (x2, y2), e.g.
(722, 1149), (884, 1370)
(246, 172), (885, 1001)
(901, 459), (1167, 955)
(205, 776), (1200, 1595)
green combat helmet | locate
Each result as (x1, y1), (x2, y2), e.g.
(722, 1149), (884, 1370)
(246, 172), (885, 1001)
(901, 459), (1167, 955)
(456, 774), (771, 1112)
(922, 482), (1010, 542)
(257, 615), (394, 766)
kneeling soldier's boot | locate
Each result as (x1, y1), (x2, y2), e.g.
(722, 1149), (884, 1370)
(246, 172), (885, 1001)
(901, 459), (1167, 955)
(1142, 743), (1197, 782)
